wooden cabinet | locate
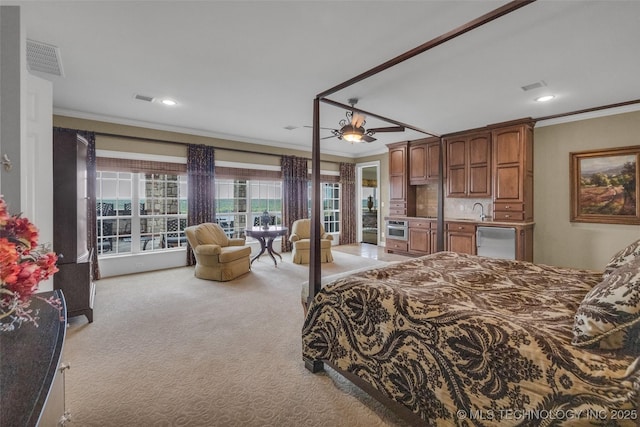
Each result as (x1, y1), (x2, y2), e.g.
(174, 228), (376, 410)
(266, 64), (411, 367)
(446, 138), (466, 197)
(445, 132), (491, 198)
(408, 219), (436, 255)
(388, 142), (415, 216)
(386, 238), (408, 253)
(55, 257), (95, 322)
(53, 129), (95, 323)
(446, 222), (476, 255)
(445, 221), (533, 261)
(409, 137), (441, 184)
(515, 224), (534, 262)
(492, 122), (534, 222)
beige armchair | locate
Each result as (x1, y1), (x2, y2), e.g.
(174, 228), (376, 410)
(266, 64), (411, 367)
(289, 219), (334, 264)
(184, 223), (251, 281)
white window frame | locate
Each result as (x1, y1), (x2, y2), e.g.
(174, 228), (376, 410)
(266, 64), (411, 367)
(308, 180), (341, 240)
(214, 178), (283, 237)
(96, 172), (188, 257)
(321, 182), (341, 234)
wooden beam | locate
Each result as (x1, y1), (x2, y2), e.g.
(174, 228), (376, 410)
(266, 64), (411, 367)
(534, 99), (640, 122)
(320, 98), (439, 138)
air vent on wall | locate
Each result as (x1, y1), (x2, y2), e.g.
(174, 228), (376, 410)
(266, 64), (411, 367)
(521, 80), (547, 91)
(134, 94), (155, 102)
(26, 39), (64, 76)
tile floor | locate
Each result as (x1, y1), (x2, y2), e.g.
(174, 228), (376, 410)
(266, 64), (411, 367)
(332, 243), (411, 263)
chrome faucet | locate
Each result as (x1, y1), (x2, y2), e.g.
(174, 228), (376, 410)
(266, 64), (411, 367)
(473, 202), (486, 221)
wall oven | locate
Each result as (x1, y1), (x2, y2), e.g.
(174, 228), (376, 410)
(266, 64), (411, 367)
(386, 220), (408, 241)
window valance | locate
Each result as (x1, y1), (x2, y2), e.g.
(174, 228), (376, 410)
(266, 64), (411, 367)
(96, 157), (187, 174)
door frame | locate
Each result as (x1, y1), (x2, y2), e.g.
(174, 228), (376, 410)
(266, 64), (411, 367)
(356, 161), (380, 245)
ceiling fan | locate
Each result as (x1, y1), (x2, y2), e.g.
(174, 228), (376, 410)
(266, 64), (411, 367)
(309, 98), (405, 143)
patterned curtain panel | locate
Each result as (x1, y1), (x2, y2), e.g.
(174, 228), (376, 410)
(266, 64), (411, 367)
(339, 162), (357, 245)
(281, 155), (309, 252)
(186, 144), (215, 265)
(83, 131), (99, 280)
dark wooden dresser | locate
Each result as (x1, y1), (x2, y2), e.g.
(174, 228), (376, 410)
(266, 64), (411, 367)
(0, 290), (69, 426)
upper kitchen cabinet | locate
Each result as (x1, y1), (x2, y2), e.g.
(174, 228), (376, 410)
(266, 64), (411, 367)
(388, 141), (416, 216)
(409, 137), (441, 185)
(491, 121), (534, 222)
(444, 131), (491, 198)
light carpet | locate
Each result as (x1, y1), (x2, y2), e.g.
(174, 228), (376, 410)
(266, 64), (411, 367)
(63, 250), (410, 427)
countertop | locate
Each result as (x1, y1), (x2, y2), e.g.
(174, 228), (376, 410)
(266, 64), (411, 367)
(385, 215), (535, 227)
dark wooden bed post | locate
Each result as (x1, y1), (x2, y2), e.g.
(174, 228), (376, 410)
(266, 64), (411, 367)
(305, 97), (324, 373)
(436, 137), (445, 251)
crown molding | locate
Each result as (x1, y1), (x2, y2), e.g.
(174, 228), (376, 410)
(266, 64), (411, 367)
(52, 108), (366, 159)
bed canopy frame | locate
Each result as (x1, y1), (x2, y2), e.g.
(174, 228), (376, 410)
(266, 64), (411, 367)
(306, 0), (640, 315)
(306, 0), (536, 311)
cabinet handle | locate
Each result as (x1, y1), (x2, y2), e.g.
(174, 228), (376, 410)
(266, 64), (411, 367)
(505, 205), (511, 209)
(458, 226), (463, 230)
(504, 214), (511, 218)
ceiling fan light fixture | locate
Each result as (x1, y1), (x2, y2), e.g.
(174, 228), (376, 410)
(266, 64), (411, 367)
(341, 124), (364, 143)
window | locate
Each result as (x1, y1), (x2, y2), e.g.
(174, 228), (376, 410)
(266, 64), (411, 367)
(308, 182), (341, 234)
(321, 183), (340, 233)
(215, 179), (282, 237)
(96, 171), (188, 256)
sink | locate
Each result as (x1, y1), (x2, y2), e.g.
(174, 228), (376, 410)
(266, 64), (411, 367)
(447, 217), (493, 223)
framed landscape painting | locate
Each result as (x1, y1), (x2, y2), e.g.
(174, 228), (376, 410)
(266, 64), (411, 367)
(570, 146), (639, 224)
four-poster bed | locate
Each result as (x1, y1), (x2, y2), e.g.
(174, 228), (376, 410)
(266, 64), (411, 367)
(303, 1), (640, 425)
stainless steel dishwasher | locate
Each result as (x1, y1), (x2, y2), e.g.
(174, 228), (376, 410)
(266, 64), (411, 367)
(476, 226), (516, 260)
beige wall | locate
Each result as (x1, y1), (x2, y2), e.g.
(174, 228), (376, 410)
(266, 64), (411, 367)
(534, 110), (640, 270)
(53, 115), (350, 172)
(56, 112), (640, 271)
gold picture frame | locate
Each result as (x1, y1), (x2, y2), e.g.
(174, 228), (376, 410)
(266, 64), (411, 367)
(570, 146), (639, 224)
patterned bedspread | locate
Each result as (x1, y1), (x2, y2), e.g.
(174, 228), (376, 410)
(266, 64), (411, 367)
(302, 252), (640, 426)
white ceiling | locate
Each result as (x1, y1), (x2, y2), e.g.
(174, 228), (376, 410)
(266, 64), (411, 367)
(7, 0), (640, 158)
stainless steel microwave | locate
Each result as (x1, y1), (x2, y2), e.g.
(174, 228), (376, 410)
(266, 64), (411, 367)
(386, 220), (408, 241)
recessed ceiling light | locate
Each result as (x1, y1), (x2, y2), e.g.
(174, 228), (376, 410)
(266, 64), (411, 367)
(161, 99), (177, 106)
(535, 95), (555, 102)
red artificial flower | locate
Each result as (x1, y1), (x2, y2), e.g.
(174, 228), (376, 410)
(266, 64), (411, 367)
(37, 252), (59, 278)
(0, 195), (60, 328)
(10, 263), (41, 300)
(4, 216), (39, 252)
(0, 197), (9, 227)
(0, 238), (20, 286)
